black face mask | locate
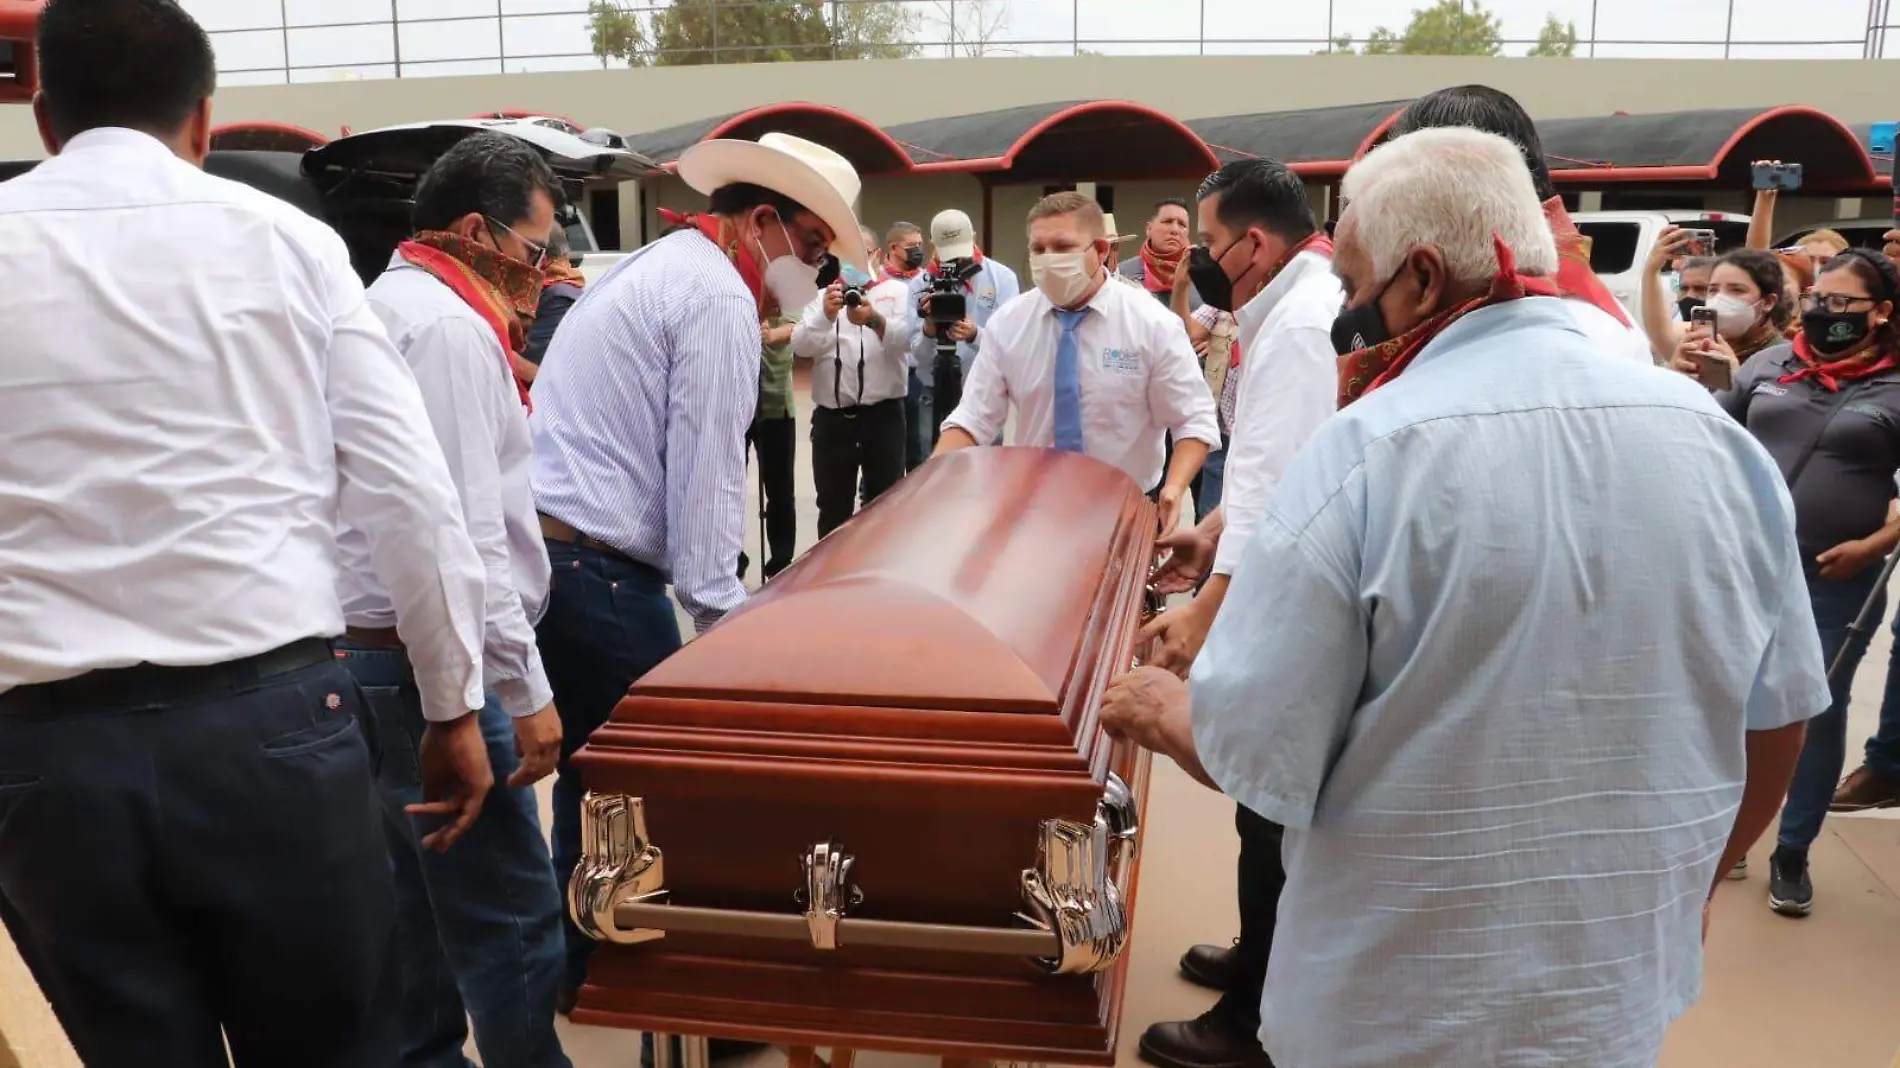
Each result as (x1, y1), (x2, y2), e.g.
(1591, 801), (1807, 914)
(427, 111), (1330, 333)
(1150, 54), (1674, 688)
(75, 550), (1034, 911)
(1677, 295), (1705, 322)
(902, 245), (926, 271)
(1186, 234), (1254, 314)
(1803, 308), (1872, 355)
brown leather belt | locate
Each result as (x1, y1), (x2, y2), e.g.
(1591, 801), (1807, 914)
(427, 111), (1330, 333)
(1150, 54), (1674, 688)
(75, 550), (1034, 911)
(540, 513), (625, 559)
(343, 626), (404, 650)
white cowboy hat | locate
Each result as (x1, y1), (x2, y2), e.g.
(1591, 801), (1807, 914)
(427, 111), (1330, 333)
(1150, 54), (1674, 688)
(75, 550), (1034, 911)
(1101, 213), (1140, 245)
(678, 132), (870, 273)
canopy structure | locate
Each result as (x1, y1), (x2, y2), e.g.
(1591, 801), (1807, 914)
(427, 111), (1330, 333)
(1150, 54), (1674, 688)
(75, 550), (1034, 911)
(626, 102), (914, 176)
(885, 100), (1218, 181)
(1531, 106), (1881, 192)
(0, 0), (41, 104)
(1187, 100), (1411, 176)
(210, 123), (331, 153)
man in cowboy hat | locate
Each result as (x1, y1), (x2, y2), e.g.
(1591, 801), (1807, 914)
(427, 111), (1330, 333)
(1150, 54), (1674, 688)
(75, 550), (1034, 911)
(1102, 212), (1145, 288)
(527, 131), (868, 1003)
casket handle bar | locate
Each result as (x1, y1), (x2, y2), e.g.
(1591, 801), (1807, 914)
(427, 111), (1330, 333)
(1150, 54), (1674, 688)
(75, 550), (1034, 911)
(572, 777), (1137, 974)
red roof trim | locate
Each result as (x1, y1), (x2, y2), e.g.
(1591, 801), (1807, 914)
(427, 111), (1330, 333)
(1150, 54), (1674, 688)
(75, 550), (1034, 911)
(1348, 105), (1413, 163)
(909, 100), (1219, 175)
(1544, 106), (1880, 190)
(209, 122), (331, 149)
(704, 101), (915, 173)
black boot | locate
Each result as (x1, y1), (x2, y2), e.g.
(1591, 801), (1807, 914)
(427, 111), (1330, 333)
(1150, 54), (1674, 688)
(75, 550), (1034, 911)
(1138, 1007), (1274, 1068)
(1179, 940), (1240, 991)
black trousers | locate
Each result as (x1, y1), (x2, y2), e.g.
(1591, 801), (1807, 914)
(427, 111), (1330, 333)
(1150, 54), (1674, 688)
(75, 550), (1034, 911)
(812, 398), (907, 538)
(1215, 804), (1285, 1031)
(748, 413), (797, 578)
(0, 652), (401, 1068)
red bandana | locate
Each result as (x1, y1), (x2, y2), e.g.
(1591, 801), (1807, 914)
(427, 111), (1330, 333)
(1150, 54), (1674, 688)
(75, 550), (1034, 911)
(1542, 197), (1633, 328)
(883, 264), (920, 283)
(397, 232), (542, 410)
(1779, 332), (1900, 392)
(1337, 235), (1560, 408)
(658, 208), (768, 310)
(1139, 240), (1187, 294)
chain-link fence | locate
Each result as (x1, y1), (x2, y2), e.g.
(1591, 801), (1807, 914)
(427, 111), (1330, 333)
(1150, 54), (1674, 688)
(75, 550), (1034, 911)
(197, 0), (1899, 85)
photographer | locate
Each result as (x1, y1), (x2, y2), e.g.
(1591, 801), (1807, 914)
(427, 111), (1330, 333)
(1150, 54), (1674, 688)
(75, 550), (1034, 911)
(1703, 248), (1900, 918)
(1640, 227), (1715, 361)
(908, 208), (1021, 455)
(793, 228), (915, 537)
(1669, 249), (1789, 376)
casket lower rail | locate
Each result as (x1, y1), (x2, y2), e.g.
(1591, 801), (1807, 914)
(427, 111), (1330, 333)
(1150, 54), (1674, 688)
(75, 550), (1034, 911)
(567, 448), (1159, 1063)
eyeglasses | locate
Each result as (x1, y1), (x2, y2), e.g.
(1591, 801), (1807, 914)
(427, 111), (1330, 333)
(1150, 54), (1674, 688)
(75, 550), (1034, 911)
(1800, 292), (1877, 314)
(485, 216), (549, 270)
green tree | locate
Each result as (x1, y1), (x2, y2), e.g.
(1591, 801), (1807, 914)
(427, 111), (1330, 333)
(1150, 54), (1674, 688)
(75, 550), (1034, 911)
(587, 0), (650, 67)
(1527, 14), (1579, 57)
(1336, 0), (1505, 56)
(647, 0), (918, 65)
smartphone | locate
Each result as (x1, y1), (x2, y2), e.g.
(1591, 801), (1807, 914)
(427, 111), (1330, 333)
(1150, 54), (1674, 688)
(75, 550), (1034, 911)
(1682, 228), (1718, 255)
(1689, 306), (1717, 333)
(1697, 351), (1734, 390)
(1752, 161), (1803, 192)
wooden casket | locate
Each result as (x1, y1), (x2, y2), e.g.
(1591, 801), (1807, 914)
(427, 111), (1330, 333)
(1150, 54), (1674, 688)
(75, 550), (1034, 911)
(568, 446), (1158, 1064)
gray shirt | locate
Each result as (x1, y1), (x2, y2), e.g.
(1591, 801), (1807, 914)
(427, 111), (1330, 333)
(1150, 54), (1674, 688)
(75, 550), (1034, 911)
(1717, 342), (1900, 559)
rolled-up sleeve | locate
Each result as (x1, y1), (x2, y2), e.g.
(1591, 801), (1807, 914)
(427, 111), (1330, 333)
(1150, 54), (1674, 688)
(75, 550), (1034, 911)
(665, 293), (758, 632)
(325, 265), (486, 723)
(1191, 492), (1368, 830)
(1146, 313), (1220, 448)
(1213, 324), (1339, 576)
(404, 317), (552, 717)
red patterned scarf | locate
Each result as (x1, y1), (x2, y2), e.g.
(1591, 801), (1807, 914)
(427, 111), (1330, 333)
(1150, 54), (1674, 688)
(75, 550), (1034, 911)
(1337, 235), (1560, 408)
(658, 208), (768, 310)
(883, 260), (922, 282)
(397, 231), (543, 410)
(1543, 197), (1633, 328)
(541, 259), (586, 291)
(1779, 331), (1900, 392)
(1139, 240), (1187, 294)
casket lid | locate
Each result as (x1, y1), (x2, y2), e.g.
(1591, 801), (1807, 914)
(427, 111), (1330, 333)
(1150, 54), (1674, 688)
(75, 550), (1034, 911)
(633, 448), (1154, 715)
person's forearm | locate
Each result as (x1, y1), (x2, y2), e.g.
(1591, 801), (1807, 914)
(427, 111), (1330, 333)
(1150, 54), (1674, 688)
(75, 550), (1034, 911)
(933, 426), (978, 456)
(765, 324), (795, 346)
(1639, 271), (1678, 365)
(510, 353), (538, 385)
(1866, 513), (1900, 557)
(1746, 190), (1776, 250)
(1157, 702), (1221, 792)
(1163, 439), (1210, 497)
(1715, 721), (1807, 896)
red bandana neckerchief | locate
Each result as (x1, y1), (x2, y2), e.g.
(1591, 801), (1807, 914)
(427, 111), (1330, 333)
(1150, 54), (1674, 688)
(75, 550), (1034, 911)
(883, 262), (922, 282)
(1779, 332), (1900, 392)
(1139, 240), (1187, 294)
(541, 260), (586, 291)
(1337, 235), (1560, 408)
(398, 231), (542, 410)
(1542, 197), (1633, 328)
(658, 208), (769, 311)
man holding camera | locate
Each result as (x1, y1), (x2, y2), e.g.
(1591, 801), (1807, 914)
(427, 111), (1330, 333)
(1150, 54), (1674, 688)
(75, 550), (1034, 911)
(793, 226), (916, 537)
(909, 208), (1021, 457)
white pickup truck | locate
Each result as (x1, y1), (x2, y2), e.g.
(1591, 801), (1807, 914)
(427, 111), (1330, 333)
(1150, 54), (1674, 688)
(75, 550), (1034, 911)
(1571, 210), (1752, 317)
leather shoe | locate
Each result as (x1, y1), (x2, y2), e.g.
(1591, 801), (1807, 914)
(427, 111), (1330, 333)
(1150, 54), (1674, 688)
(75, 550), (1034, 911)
(1139, 1009), (1274, 1068)
(1179, 941), (1239, 992)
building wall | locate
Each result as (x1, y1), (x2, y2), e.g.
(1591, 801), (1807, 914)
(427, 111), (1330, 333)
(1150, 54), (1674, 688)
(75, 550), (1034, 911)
(0, 54), (1892, 158)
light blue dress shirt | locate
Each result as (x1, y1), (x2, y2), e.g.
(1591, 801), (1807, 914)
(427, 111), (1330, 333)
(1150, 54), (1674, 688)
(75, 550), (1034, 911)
(1191, 298), (1829, 1068)
(906, 257), (1021, 385)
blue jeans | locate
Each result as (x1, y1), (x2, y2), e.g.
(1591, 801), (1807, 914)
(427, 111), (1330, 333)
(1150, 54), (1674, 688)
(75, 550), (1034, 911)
(1776, 564), (1888, 852)
(1861, 608), (1900, 782)
(904, 368), (932, 471)
(534, 541), (682, 993)
(1197, 440), (1227, 523)
(338, 643), (571, 1068)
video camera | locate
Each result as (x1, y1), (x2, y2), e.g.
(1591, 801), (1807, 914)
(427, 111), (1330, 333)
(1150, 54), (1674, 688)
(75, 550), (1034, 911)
(922, 257), (984, 441)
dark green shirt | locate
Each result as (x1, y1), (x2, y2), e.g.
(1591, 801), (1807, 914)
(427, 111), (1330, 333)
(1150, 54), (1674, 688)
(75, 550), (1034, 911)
(759, 312), (796, 420)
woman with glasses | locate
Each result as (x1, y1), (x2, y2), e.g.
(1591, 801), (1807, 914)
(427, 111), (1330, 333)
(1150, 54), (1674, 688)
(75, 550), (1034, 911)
(1705, 248), (1900, 919)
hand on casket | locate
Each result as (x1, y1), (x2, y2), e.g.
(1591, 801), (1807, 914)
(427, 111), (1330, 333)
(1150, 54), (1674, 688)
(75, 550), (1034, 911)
(1152, 522), (1218, 595)
(1140, 597), (1213, 679)
(1102, 666), (1189, 753)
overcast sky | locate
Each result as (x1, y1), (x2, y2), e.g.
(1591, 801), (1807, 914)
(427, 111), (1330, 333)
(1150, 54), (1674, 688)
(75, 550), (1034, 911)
(178, 0), (1891, 84)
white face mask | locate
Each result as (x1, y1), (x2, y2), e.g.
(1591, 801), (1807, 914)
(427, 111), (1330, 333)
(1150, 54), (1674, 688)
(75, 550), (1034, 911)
(1030, 250), (1098, 307)
(758, 217), (821, 312)
(1708, 293), (1762, 339)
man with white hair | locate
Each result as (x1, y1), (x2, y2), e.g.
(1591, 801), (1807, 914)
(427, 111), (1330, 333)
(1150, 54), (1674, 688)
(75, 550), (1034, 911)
(1099, 127), (1825, 1066)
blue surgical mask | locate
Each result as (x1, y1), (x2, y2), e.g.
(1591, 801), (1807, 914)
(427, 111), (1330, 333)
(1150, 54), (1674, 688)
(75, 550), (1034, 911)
(841, 263), (873, 287)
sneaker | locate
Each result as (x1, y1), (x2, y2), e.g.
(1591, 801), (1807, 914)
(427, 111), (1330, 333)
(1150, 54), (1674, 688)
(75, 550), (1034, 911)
(1767, 848), (1812, 917)
(1726, 856), (1749, 881)
(1831, 764), (1900, 812)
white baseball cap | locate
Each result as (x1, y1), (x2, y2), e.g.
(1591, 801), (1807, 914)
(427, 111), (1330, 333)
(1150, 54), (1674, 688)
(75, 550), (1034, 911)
(930, 208), (977, 261)
(678, 132), (869, 272)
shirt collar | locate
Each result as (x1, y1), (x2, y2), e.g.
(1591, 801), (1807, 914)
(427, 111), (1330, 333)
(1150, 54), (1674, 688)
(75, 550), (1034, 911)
(1235, 249), (1331, 341)
(60, 127), (178, 159)
(1411, 297), (1578, 374)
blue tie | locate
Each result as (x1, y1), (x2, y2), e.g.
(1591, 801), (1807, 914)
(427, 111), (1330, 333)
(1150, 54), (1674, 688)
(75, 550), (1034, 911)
(1052, 307), (1089, 453)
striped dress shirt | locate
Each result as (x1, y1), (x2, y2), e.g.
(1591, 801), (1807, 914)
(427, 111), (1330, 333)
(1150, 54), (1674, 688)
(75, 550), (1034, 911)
(529, 229), (758, 632)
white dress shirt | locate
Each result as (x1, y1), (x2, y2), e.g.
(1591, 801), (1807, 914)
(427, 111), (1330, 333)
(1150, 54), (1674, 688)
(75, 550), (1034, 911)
(792, 277), (914, 408)
(336, 258), (554, 717)
(530, 229), (756, 632)
(0, 129), (486, 722)
(1193, 298), (1827, 1067)
(1213, 251), (1343, 576)
(942, 275), (1221, 489)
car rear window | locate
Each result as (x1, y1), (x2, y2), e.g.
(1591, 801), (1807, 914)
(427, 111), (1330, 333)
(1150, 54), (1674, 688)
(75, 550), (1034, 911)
(1578, 222), (1640, 274)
